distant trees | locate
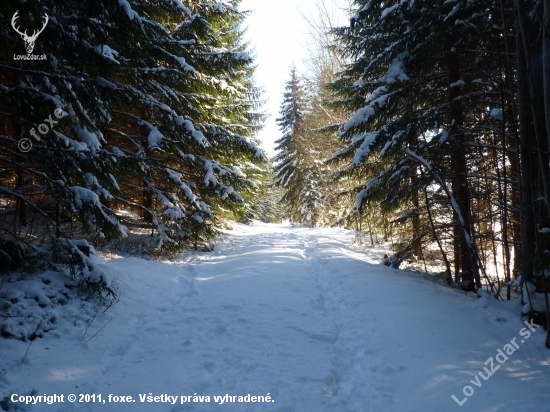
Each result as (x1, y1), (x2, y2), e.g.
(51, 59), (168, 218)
(273, 64), (344, 227)
(273, 66), (309, 224)
(0, 0), (265, 290)
(240, 160), (286, 224)
(273, 0), (347, 227)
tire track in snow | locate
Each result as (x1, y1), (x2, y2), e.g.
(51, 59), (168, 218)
(162, 225), (341, 411)
(300, 232), (395, 412)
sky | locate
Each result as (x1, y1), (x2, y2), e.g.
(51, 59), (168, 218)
(238, 0), (349, 158)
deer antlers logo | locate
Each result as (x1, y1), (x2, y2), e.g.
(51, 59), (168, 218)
(11, 11), (49, 55)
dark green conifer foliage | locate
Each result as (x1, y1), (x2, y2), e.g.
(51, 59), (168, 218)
(0, 0), (266, 281)
(328, 0), (509, 289)
(273, 66), (311, 224)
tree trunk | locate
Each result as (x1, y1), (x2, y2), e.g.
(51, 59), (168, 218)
(498, 0), (522, 281)
(16, 166), (27, 231)
(411, 192), (421, 258)
(447, 50), (480, 290)
(142, 181), (153, 224)
(516, 0), (550, 346)
(515, 32), (537, 285)
(540, 0), (550, 346)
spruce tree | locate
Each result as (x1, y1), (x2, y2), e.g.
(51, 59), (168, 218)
(0, 0), (266, 273)
(273, 66), (310, 224)
(328, 0), (510, 289)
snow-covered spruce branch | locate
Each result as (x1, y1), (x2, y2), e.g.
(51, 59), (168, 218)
(0, 187), (57, 225)
(468, 126), (517, 141)
(110, 195), (179, 247)
(0, 157), (95, 190)
(110, 195), (161, 223)
(0, 64), (92, 81)
(404, 150), (467, 232)
(403, 148), (486, 291)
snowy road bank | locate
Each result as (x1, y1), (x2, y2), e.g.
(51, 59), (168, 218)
(1, 223), (549, 411)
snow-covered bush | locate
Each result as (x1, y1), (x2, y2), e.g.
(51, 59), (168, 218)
(50, 239), (113, 300)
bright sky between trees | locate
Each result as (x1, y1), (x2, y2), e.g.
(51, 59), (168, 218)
(239, 0), (349, 157)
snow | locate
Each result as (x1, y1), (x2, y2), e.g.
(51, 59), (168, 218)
(450, 80), (465, 87)
(84, 173), (113, 200)
(94, 45), (120, 64)
(76, 128), (101, 154)
(70, 187), (101, 209)
(343, 55), (408, 133)
(233, 52), (251, 60)
(490, 108), (504, 121)
(203, 160), (217, 187)
(148, 187), (184, 220)
(522, 282), (547, 314)
(344, 106), (375, 131)
(139, 120), (164, 149)
(168, 0), (191, 15)
(69, 187), (127, 236)
(233, 166), (245, 177)
(118, 0), (140, 21)
(183, 119), (194, 131)
(236, 135), (266, 160)
(166, 169), (197, 203)
(220, 186), (235, 201)
(444, 4), (461, 22)
(1, 223), (549, 411)
(95, 77), (117, 90)
(192, 130), (207, 146)
(353, 132), (379, 165)
(173, 56), (195, 72)
(381, 4), (399, 19)
(356, 175), (381, 211)
(379, 129), (402, 156)
(161, 50), (195, 72)
(380, 52), (410, 84)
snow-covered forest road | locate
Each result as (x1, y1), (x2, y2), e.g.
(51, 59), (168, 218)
(2, 223), (550, 412)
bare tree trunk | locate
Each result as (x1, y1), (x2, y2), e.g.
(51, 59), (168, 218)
(55, 202), (61, 238)
(142, 181), (153, 224)
(498, 0), (522, 282)
(16, 166), (27, 233)
(540, 0), (550, 346)
(447, 50), (480, 290)
(516, 0), (550, 346)
(515, 25), (537, 285)
(412, 192), (421, 258)
(424, 185), (452, 284)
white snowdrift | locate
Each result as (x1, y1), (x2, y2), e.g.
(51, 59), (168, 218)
(1, 223), (549, 411)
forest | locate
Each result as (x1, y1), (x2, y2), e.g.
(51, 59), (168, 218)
(1, 0), (550, 350)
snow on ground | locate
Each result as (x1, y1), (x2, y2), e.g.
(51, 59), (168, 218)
(1, 223), (550, 411)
